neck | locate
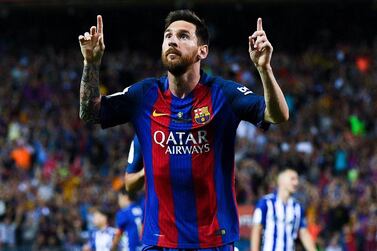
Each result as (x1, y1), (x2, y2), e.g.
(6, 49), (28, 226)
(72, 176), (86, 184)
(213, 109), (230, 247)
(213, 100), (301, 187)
(121, 201), (130, 208)
(277, 189), (291, 203)
(99, 224), (107, 230)
(168, 63), (201, 98)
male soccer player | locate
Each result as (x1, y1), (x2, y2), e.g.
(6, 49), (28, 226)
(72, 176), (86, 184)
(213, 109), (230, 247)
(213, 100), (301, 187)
(251, 168), (316, 251)
(83, 207), (117, 251)
(111, 188), (143, 251)
(78, 9), (289, 250)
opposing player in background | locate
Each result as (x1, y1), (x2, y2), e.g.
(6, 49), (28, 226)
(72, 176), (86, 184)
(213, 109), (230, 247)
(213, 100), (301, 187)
(78, 9), (288, 250)
(111, 188), (143, 251)
(251, 168), (316, 251)
(83, 207), (116, 251)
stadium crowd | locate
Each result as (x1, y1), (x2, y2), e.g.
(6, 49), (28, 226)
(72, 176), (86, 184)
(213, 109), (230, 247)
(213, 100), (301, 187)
(0, 33), (377, 250)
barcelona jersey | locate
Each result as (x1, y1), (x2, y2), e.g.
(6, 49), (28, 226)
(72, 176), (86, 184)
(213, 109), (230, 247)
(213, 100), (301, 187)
(100, 71), (269, 248)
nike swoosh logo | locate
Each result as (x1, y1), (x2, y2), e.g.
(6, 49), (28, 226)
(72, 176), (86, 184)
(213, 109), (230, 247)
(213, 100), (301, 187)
(152, 110), (169, 117)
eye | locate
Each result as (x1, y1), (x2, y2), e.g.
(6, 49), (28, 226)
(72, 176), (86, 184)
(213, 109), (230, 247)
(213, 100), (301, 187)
(180, 33), (190, 39)
(165, 33), (172, 39)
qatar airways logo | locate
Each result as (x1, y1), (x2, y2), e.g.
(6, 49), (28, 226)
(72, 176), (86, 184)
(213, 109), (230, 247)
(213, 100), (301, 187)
(153, 130), (210, 154)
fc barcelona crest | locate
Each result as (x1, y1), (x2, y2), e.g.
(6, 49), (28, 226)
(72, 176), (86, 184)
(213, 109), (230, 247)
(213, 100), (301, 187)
(194, 106), (211, 124)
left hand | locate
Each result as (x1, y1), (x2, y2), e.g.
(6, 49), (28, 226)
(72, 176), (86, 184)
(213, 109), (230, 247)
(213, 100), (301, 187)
(249, 18), (273, 70)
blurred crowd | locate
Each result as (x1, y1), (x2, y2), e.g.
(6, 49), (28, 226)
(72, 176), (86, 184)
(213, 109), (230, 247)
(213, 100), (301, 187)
(0, 36), (377, 251)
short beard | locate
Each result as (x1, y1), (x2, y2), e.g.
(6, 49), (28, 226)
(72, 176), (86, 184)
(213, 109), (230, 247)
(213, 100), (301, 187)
(161, 50), (198, 76)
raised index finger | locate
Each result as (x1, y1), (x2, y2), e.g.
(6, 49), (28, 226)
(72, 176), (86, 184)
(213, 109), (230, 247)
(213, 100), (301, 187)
(257, 17), (263, 31)
(97, 15), (103, 34)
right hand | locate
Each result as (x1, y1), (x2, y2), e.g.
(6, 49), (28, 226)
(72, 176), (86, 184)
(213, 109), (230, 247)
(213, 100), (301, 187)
(78, 15), (105, 64)
(249, 18), (273, 70)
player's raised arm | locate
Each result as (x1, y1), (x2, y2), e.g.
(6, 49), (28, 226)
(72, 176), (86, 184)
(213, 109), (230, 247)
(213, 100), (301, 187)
(249, 18), (289, 123)
(78, 15), (106, 123)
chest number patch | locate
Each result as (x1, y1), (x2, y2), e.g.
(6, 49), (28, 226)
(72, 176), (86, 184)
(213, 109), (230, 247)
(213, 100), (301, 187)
(237, 86), (253, 96)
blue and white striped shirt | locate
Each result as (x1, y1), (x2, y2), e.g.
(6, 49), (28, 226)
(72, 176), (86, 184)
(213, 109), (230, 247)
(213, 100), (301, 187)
(253, 193), (307, 251)
(89, 226), (117, 251)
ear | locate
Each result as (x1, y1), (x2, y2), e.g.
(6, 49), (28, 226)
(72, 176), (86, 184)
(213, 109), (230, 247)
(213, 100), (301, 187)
(197, 45), (209, 60)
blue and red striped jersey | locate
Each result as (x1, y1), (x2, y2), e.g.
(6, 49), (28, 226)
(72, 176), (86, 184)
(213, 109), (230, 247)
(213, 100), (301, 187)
(100, 71), (269, 248)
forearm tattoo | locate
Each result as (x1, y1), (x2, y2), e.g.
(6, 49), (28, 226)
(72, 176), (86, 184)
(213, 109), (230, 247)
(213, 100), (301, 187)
(79, 64), (100, 123)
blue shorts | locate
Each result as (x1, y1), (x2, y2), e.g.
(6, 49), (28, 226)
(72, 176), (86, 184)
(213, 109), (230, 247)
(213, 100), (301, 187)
(141, 243), (235, 251)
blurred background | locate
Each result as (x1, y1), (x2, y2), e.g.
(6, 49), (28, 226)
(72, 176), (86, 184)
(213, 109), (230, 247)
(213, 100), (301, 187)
(0, 0), (376, 250)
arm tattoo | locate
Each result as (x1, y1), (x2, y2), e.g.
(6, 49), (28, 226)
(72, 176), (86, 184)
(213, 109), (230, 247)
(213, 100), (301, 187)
(79, 63), (101, 123)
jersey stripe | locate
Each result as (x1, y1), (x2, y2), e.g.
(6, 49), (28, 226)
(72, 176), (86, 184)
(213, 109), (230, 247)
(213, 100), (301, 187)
(136, 86), (159, 245)
(283, 203), (287, 251)
(169, 94), (200, 245)
(276, 200), (284, 250)
(191, 83), (222, 247)
(212, 84), (240, 244)
(150, 88), (179, 246)
(272, 197), (278, 251)
(263, 200), (274, 251)
(286, 199), (294, 251)
(294, 203), (301, 239)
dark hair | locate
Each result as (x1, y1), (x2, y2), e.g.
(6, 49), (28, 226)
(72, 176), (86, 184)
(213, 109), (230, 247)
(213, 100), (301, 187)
(94, 206), (112, 220)
(119, 186), (138, 202)
(164, 9), (209, 45)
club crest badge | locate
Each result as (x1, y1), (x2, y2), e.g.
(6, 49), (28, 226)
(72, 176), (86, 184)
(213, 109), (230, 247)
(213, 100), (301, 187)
(194, 106), (211, 124)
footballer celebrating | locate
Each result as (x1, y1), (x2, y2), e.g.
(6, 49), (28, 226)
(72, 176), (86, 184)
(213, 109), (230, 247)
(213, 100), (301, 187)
(78, 10), (288, 251)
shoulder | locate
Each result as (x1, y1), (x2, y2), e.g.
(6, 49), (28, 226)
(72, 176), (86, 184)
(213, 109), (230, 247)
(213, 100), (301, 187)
(116, 208), (129, 221)
(107, 227), (117, 235)
(208, 75), (253, 95)
(103, 78), (157, 100)
(256, 193), (273, 208)
(260, 193), (277, 205)
(124, 77), (159, 94)
(262, 193), (276, 201)
(130, 204), (143, 216)
(117, 208), (129, 217)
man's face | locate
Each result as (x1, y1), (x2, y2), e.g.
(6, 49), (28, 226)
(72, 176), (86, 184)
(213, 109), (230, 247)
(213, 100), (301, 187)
(93, 211), (107, 228)
(161, 20), (202, 75)
(279, 170), (299, 194)
(118, 194), (129, 208)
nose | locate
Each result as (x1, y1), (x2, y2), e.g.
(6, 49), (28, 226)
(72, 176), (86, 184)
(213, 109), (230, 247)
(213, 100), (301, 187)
(166, 34), (178, 47)
(168, 41), (178, 48)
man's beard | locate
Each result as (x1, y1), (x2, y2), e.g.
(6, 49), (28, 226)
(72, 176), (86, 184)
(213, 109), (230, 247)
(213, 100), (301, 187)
(161, 48), (198, 76)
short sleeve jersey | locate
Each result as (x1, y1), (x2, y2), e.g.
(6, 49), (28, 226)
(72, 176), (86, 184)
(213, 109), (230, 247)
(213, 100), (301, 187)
(100, 71), (269, 248)
(253, 193), (307, 251)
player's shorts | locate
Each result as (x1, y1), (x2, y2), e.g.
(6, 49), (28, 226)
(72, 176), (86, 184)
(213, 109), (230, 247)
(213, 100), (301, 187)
(141, 243), (235, 251)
